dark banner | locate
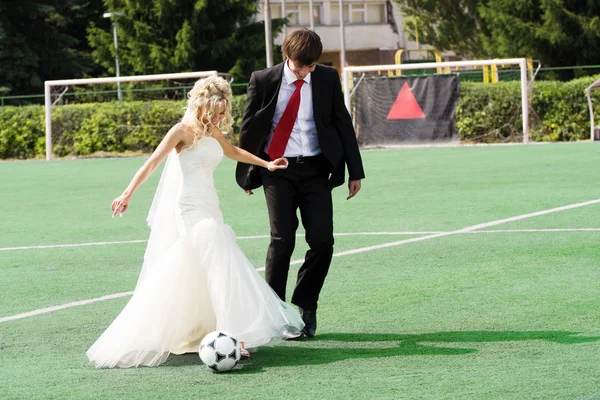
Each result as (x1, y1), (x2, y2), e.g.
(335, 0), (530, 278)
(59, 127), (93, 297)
(354, 74), (460, 145)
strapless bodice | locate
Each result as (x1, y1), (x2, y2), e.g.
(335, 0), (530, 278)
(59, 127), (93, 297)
(176, 136), (224, 230)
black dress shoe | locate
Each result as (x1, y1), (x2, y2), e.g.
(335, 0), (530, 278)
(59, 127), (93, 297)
(299, 308), (317, 337)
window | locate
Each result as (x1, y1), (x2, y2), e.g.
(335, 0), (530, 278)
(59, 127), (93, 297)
(285, 4), (300, 25)
(270, 3), (321, 26)
(350, 4), (365, 23)
(331, 2), (386, 24)
(331, 4), (349, 24)
(270, 4), (282, 18)
(298, 4), (321, 25)
(366, 4), (385, 23)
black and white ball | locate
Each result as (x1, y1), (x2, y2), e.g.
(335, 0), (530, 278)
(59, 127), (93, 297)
(199, 331), (241, 372)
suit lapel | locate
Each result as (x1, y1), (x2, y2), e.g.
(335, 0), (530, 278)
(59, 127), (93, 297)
(311, 65), (323, 122)
(251, 62), (284, 147)
(263, 62), (285, 112)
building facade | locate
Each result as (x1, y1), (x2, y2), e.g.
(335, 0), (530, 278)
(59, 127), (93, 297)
(254, 0), (423, 71)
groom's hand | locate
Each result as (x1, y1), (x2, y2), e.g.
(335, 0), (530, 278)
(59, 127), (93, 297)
(244, 189), (254, 196)
(347, 180), (361, 200)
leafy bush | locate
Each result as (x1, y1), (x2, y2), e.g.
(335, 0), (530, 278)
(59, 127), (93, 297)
(457, 76), (600, 143)
(0, 101), (184, 159)
(0, 105), (45, 159)
(1, 77), (599, 159)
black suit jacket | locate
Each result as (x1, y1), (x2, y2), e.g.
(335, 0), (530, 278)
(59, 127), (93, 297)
(235, 62), (365, 190)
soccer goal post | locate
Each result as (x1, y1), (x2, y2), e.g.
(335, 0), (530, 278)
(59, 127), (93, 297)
(585, 78), (600, 141)
(342, 58), (531, 144)
(44, 70), (218, 160)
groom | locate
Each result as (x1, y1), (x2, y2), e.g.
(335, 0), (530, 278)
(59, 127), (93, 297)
(236, 29), (365, 337)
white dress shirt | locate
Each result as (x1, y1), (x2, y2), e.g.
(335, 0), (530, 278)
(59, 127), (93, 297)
(264, 61), (321, 157)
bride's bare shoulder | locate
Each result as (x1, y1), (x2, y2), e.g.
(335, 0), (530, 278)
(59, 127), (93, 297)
(170, 122), (197, 142)
(162, 123), (195, 153)
(172, 122), (196, 135)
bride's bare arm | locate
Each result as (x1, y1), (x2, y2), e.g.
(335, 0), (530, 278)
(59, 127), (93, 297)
(209, 126), (288, 171)
(111, 124), (189, 216)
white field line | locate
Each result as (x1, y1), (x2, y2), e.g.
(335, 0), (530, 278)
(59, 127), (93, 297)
(255, 199), (600, 270)
(2, 198), (600, 324)
(0, 240), (149, 251)
(0, 233), (441, 251)
(4, 228), (600, 252)
(473, 228), (600, 233)
(0, 292), (134, 323)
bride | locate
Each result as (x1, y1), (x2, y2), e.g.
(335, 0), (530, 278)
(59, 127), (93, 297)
(86, 76), (304, 368)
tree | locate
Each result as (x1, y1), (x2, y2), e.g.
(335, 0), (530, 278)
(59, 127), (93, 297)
(479, 0), (600, 75)
(0, 0), (105, 96)
(395, 0), (600, 78)
(88, 0), (282, 83)
(398, 0), (486, 59)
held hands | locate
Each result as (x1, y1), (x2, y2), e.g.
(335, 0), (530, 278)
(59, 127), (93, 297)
(111, 194), (131, 217)
(245, 157), (288, 196)
(267, 157), (289, 171)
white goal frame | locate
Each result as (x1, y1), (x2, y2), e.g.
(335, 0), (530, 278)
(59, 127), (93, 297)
(342, 58), (531, 143)
(44, 70), (218, 160)
(585, 78), (600, 141)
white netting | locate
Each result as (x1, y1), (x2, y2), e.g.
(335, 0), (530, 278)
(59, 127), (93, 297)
(344, 59), (538, 146)
(43, 71), (219, 159)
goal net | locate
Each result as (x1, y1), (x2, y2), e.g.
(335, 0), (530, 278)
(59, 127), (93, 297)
(342, 58), (536, 147)
(43, 71), (218, 160)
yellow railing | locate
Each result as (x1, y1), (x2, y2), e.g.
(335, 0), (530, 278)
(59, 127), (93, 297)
(391, 49), (442, 76)
(382, 51), (535, 83)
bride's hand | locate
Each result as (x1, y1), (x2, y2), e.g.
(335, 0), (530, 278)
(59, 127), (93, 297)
(111, 194), (131, 217)
(267, 157), (288, 171)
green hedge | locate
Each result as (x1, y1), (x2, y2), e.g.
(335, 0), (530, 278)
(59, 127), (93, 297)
(458, 76), (600, 143)
(1, 77), (599, 159)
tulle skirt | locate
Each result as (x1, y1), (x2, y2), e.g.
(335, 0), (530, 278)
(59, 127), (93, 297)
(86, 217), (304, 368)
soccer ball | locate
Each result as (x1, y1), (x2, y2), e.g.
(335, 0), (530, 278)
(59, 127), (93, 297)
(199, 331), (241, 372)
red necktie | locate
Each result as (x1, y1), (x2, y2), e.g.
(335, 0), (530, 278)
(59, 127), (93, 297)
(267, 79), (304, 160)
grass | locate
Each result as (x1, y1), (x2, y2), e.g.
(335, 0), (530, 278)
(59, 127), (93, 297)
(2, 142), (600, 399)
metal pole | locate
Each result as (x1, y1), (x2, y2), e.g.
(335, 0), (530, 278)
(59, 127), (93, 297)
(282, 0), (287, 37)
(520, 59), (529, 143)
(264, 0), (273, 67)
(103, 12), (125, 102)
(586, 90), (595, 141)
(339, 0), (347, 71)
(47, 70), (218, 87)
(44, 83), (52, 160)
(112, 22), (123, 103)
(309, 0), (314, 30)
(339, 0), (349, 111)
(344, 58), (532, 73)
(343, 69), (351, 115)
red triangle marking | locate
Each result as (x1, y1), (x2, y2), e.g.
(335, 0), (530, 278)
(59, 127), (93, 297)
(386, 82), (426, 120)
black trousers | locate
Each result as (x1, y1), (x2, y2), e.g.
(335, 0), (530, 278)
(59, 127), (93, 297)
(260, 154), (334, 311)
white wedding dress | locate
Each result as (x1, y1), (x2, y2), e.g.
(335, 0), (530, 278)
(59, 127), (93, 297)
(86, 136), (304, 368)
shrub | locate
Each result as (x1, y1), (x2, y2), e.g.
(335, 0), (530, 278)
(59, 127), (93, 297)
(1, 77), (600, 159)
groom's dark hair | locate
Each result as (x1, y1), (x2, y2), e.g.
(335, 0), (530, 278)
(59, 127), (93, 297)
(282, 28), (323, 67)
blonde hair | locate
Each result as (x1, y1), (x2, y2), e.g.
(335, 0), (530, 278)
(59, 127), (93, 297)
(182, 75), (234, 139)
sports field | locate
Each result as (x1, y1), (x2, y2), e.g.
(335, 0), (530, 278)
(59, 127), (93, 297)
(1, 143), (600, 399)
